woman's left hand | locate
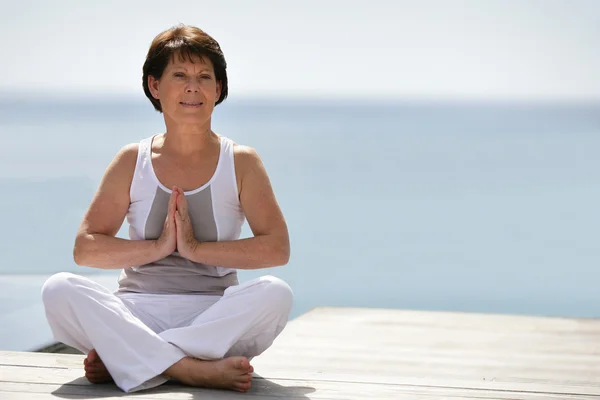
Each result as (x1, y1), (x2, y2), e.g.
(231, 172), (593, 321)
(174, 187), (200, 260)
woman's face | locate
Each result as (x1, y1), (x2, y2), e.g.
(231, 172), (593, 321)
(148, 54), (221, 125)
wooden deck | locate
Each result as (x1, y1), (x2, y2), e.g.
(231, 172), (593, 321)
(2, 307), (600, 399)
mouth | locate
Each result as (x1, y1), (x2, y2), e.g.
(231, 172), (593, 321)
(180, 101), (204, 108)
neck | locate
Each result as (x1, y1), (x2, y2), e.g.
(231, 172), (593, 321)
(161, 118), (217, 155)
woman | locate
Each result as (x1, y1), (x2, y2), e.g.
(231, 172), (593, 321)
(41, 24), (293, 394)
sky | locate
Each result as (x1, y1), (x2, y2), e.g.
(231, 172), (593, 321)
(2, 0), (599, 101)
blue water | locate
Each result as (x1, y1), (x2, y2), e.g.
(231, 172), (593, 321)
(1, 95), (599, 350)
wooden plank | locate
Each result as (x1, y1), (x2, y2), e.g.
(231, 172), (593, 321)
(2, 379), (599, 400)
(2, 357), (600, 398)
(252, 346), (600, 380)
(3, 307), (600, 399)
(250, 307), (600, 395)
(304, 308), (600, 333)
(0, 381), (315, 399)
(1, 351), (82, 369)
(5, 346), (600, 373)
(10, 352), (600, 393)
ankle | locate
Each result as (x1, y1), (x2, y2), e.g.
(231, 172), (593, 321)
(164, 356), (194, 379)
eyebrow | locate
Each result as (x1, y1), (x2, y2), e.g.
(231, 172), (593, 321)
(171, 66), (212, 73)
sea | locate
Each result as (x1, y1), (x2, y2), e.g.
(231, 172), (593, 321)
(0, 93), (599, 351)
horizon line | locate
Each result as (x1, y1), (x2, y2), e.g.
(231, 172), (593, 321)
(1, 90), (600, 107)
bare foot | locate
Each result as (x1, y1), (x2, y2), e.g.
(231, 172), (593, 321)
(165, 356), (254, 392)
(83, 349), (113, 384)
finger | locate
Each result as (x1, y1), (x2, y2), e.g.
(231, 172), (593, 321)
(169, 189), (178, 216)
(174, 209), (182, 229)
(177, 190), (188, 214)
(175, 211), (184, 239)
(171, 192), (178, 218)
(176, 198), (184, 217)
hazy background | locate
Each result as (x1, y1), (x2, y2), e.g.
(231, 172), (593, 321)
(3, 0), (600, 100)
(1, 0), (599, 351)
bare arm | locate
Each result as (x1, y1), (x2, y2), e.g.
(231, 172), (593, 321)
(186, 145), (290, 269)
(73, 144), (170, 269)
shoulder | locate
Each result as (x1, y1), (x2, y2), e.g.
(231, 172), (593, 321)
(231, 141), (266, 174)
(110, 142), (139, 168)
(103, 142), (140, 177)
(232, 142), (261, 165)
(117, 142), (140, 161)
(231, 142), (270, 192)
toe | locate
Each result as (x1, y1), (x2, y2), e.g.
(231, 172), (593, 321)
(87, 349), (98, 363)
(235, 357), (249, 370)
(236, 382), (252, 392)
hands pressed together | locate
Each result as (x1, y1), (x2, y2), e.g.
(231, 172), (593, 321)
(155, 187), (199, 260)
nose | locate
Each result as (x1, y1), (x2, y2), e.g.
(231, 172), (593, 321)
(185, 78), (200, 93)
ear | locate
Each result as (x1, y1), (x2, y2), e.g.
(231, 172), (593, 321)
(148, 75), (160, 99)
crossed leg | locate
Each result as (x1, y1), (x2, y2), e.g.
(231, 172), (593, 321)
(42, 273), (292, 393)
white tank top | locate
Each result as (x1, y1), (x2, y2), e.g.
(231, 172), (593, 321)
(117, 134), (245, 295)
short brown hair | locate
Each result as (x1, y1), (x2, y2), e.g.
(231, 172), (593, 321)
(142, 24), (228, 112)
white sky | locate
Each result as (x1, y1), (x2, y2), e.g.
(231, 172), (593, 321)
(2, 0), (599, 100)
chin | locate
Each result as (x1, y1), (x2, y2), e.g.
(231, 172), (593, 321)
(180, 114), (211, 124)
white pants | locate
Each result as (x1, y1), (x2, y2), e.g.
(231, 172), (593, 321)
(41, 272), (293, 393)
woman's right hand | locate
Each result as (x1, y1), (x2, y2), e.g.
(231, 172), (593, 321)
(155, 188), (178, 257)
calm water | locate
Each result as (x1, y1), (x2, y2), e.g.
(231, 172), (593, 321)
(1, 95), (599, 326)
